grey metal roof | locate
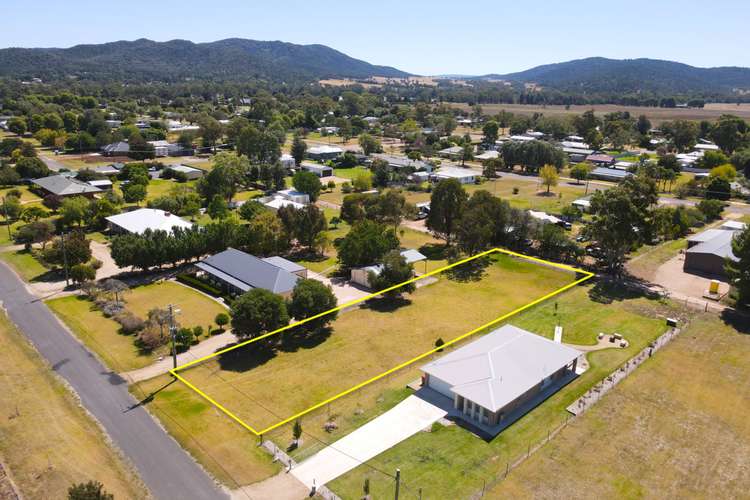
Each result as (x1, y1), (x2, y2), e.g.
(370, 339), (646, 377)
(262, 256), (306, 273)
(422, 325), (581, 412)
(198, 248), (299, 294)
(686, 229), (738, 261)
(101, 141), (130, 154)
(32, 175), (102, 196)
(590, 167), (631, 180)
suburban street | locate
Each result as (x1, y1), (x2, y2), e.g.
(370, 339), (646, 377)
(0, 262), (228, 500)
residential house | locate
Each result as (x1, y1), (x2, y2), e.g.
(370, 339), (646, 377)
(475, 150), (499, 161)
(421, 324), (581, 433)
(371, 154), (433, 173)
(166, 164), (205, 180)
(438, 146), (464, 160)
(589, 167), (631, 182)
(87, 179), (113, 190)
(194, 248), (301, 297)
(105, 208), (194, 235)
(307, 145), (343, 161)
(432, 166), (477, 184)
(280, 154), (296, 169)
(276, 189), (310, 205)
(585, 154), (615, 167)
(301, 163), (334, 177)
(149, 140), (189, 157)
(94, 164), (122, 176)
(31, 175), (102, 198)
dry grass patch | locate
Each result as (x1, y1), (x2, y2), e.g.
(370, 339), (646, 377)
(488, 313), (750, 499)
(0, 312), (147, 499)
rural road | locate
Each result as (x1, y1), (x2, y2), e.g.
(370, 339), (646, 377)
(0, 262), (229, 500)
(39, 154), (68, 172)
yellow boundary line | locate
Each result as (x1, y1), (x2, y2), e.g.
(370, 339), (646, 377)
(170, 248), (594, 436)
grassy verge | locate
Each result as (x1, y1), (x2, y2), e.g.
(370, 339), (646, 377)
(0, 249), (51, 281)
(0, 311), (147, 499)
(488, 312), (750, 498)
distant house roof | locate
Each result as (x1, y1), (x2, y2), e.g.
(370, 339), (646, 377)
(32, 175), (102, 196)
(196, 248), (299, 295)
(167, 164), (203, 175)
(94, 165), (121, 175)
(586, 154), (615, 164)
(563, 147), (595, 156)
(263, 196), (306, 210)
(433, 166), (476, 180)
(422, 325), (581, 412)
(88, 179), (112, 188)
(101, 141), (130, 155)
(308, 145), (343, 155)
(529, 210), (561, 224)
(475, 150), (499, 160)
(720, 220), (747, 231)
(371, 154), (431, 171)
(105, 208), (193, 235)
(590, 167), (631, 181)
(439, 146), (464, 155)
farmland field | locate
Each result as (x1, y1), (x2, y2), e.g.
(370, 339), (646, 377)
(448, 102), (750, 125)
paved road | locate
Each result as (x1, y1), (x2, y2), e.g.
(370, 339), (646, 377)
(0, 263), (228, 500)
(39, 154), (68, 172)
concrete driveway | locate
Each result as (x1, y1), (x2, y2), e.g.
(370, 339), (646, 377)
(308, 272), (370, 306)
(291, 395), (446, 488)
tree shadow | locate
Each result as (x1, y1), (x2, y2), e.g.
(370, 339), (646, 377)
(720, 308), (750, 335)
(444, 256), (491, 283)
(418, 243), (448, 261)
(277, 324), (334, 352)
(361, 296), (412, 313)
(587, 278), (661, 304)
(216, 341), (277, 373)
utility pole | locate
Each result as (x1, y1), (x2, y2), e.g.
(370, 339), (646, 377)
(394, 468), (401, 500)
(2, 196), (10, 241)
(168, 304), (178, 370)
(60, 232), (69, 287)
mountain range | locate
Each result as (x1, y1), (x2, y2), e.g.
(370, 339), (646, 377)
(0, 38), (409, 82)
(1, 39), (749, 96)
(478, 57), (750, 94)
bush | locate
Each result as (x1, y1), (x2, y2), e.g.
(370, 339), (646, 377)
(341, 182), (352, 194)
(512, 187), (519, 195)
(696, 199), (725, 221)
(98, 300), (124, 318)
(115, 311), (145, 334)
(176, 274), (224, 297)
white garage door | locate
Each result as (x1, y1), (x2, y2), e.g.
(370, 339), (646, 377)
(428, 375), (454, 399)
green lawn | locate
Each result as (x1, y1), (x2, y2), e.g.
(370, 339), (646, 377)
(489, 312), (750, 499)
(626, 238), (688, 281)
(333, 166), (370, 180)
(0, 249), (51, 281)
(174, 254), (576, 433)
(0, 220), (23, 246)
(328, 283), (680, 499)
(47, 281), (228, 372)
(1, 185), (43, 204)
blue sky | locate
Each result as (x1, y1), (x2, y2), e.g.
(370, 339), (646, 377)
(2, 0), (748, 75)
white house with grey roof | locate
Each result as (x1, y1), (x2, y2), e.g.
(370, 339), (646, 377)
(194, 248), (302, 297)
(684, 222), (745, 277)
(421, 325), (581, 429)
(105, 208), (194, 235)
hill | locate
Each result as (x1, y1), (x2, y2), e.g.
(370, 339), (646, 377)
(478, 57), (750, 94)
(0, 38), (410, 82)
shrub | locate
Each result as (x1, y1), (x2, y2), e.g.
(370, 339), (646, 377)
(696, 199), (725, 221)
(99, 300), (124, 318)
(512, 187), (519, 195)
(435, 337), (445, 352)
(115, 311), (145, 334)
(138, 324), (166, 351)
(341, 182), (352, 194)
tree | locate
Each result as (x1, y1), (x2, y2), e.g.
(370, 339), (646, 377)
(705, 176), (731, 201)
(0, 166), (20, 186)
(368, 250), (416, 298)
(230, 288), (289, 339)
(636, 114), (652, 135)
(122, 183), (147, 205)
(664, 120), (699, 152)
(482, 157), (503, 179)
(358, 133), (382, 156)
(59, 196), (89, 227)
(584, 187), (646, 273)
(292, 171), (322, 201)
(207, 194), (229, 219)
(726, 225), (750, 307)
(710, 114), (749, 154)
(68, 481), (113, 500)
(539, 164), (559, 194)
(351, 170), (373, 192)
(15, 156), (50, 178)
(70, 263), (96, 285)
(15, 220), (54, 249)
(373, 190), (412, 231)
(730, 148), (750, 177)
(371, 158), (390, 188)
(456, 190), (511, 255)
(290, 133), (307, 166)
(482, 120), (499, 144)
(43, 231), (92, 268)
(197, 152), (249, 201)
(238, 200), (263, 222)
(278, 204), (327, 252)
(696, 199), (725, 221)
(102, 278), (129, 304)
(427, 179), (467, 245)
(570, 162), (592, 184)
(287, 278), (338, 332)
(2, 195), (22, 221)
(335, 220), (399, 268)
(215, 312), (229, 331)
(246, 210), (289, 256)
(292, 419), (302, 445)
(20, 205), (49, 222)
(198, 115), (223, 148)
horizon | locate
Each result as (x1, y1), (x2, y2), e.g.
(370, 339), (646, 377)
(3, 0), (749, 75)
